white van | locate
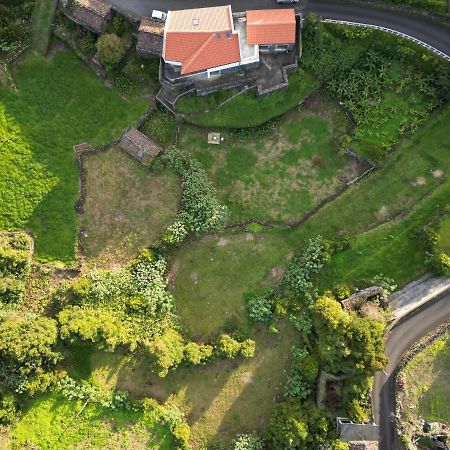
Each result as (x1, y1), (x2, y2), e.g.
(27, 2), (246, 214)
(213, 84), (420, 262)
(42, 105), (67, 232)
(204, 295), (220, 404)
(151, 10), (167, 22)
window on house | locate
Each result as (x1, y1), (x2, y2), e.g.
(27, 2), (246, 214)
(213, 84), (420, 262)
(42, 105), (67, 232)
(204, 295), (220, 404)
(192, 19), (199, 26)
(225, 31), (231, 39)
(216, 32), (221, 39)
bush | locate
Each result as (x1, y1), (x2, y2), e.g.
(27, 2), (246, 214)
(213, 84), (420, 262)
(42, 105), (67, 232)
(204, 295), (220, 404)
(346, 398), (369, 423)
(147, 329), (185, 377)
(96, 33), (125, 66)
(240, 339), (256, 358)
(0, 391), (17, 425)
(246, 295), (274, 323)
(231, 432), (265, 450)
(0, 277), (25, 303)
(218, 334), (241, 358)
(184, 342), (213, 365)
(161, 148), (228, 237)
(436, 253), (450, 275)
(0, 244), (30, 278)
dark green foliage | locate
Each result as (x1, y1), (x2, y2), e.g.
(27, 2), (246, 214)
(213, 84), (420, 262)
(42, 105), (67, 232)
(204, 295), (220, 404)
(96, 33), (125, 66)
(284, 347), (319, 399)
(0, 0), (33, 53)
(246, 295), (274, 323)
(231, 432), (265, 450)
(281, 236), (330, 300)
(161, 147), (228, 236)
(267, 400), (330, 449)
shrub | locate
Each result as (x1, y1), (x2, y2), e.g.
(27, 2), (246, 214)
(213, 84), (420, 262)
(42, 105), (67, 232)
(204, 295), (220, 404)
(0, 392), (17, 425)
(147, 329), (185, 377)
(184, 342), (213, 365)
(162, 148), (228, 237)
(370, 274), (397, 295)
(218, 334), (241, 358)
(0, 243), (30, 278)
(240, 339), (256, 358)
(0, 277), (25, 303)
(290, 313), (313, 335)
(282, 235), (330, 300)
(436, 253), (450, 275)
(333, 284), (351, 301)
(231, 432), (265, 450)
(96, 33), (125, 66)
(346, 398), (369, 423)
(246, 295), (274, 323)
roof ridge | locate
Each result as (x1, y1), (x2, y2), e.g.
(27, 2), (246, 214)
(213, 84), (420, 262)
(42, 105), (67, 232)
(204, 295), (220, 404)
(182, 32), (216, 73)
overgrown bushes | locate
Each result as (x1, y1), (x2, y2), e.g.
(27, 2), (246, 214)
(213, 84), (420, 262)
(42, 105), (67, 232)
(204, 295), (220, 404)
(161, 147), (228, 243)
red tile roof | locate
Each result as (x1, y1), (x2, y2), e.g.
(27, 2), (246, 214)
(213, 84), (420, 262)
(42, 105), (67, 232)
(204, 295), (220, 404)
(163, 6), (241, 75)
(246, 9), (296, 45)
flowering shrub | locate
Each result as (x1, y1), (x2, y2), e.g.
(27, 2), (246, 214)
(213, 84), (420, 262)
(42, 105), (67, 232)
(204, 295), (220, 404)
(231, 433), (265, 450)
(282, 236), (330, 300)
(246, 295), (274, 323)
(162, 148), (228, 240)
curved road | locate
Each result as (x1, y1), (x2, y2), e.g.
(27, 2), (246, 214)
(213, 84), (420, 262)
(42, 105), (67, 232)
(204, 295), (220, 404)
(374, 291), (450, 450)
(106, 0), (450, 57)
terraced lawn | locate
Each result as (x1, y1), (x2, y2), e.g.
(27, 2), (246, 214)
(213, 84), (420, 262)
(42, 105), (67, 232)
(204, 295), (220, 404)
(0, 51), (147, 263)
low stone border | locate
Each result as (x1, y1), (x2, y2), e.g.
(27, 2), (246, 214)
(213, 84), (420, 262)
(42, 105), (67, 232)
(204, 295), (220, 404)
(392, 319), (450, 446)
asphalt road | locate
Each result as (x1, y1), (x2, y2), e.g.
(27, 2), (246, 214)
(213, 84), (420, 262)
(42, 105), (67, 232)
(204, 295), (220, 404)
(373, 291), (450, 450)
(106, 0), (450, 56)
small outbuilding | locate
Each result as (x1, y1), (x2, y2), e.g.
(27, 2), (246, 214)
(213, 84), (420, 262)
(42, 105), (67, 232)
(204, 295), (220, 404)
(66, 0), (112, 34)
(136, 18), (164, 57)
(119, 128), (162, 165)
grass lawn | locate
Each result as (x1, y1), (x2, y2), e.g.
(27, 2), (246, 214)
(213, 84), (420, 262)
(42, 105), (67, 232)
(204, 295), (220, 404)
(80, 147), (180, 270)
(170, 231), (294, 338)
(399, 332), (450, 432)
(10, 393), (176, 449)
(0, 51), (147, 263)
(437, 215), (450, 254)
(90, 321), (298, 447)
(31, 0), (57, 54)
(141, 105), (178, 147)
(180, 93), (359, 224)
(176, 69), (319, 128)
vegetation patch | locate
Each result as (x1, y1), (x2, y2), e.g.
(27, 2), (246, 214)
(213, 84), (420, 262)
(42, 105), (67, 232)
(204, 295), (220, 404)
(180, 94), (359, 224)
(398, 332), (450, 439)
(80, 147), (180, 269)
(0, 51), (147, 263)
(90, 321), (298, 447)
(176, 69), (319, 128)
(11, 393), (177, 449)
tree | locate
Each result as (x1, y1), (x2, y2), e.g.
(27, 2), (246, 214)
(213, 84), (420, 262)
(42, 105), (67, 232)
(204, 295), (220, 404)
(147, 329), (185, 377)
(96, 33), (125, 66)
(267, 400), (329, 449)
(0, 315), (59, 391)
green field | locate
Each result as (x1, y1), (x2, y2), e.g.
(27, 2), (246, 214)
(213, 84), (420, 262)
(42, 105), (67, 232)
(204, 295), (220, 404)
(80, 147), (180, 269)
(0, 51), (147, 263)
(11, 393), (176, 449)
(176, 69), (319, 128)
(180, 93), (358, 224)
(399, 332), (450, 431)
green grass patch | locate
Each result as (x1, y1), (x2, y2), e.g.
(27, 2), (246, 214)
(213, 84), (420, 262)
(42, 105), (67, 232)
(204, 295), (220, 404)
(31, 0), (57, 54)
(171, 231), (293, 338)
(381, 0), (447, 13)
(91, 321), (298, 447)
(437, 215), (450, 254)
(0, 51), (147, 263)
(177, 69), (319, 128)
(399, 332), (450, 429)
(80, 147), (180, 269)
(179, 94), (357, 224)
(141, 106), (178, 147)
(11, 393), (176, 449)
